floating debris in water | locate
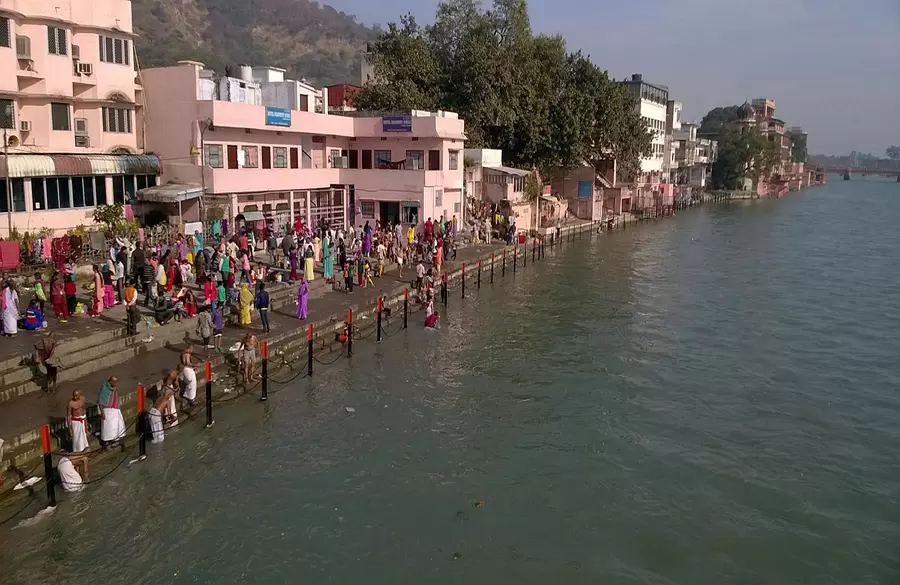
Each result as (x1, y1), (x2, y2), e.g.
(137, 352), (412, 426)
(453, 552), (463, 560)
(345, 406), (356, 413)
(473, 500), (485, 508)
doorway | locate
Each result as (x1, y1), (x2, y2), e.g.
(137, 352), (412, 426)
(380, 201), (400, 225)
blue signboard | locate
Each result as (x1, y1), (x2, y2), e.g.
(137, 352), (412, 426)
(382, 115), (412, 132)
(578, 180), (592, 198)
(265, 106), (292, 127)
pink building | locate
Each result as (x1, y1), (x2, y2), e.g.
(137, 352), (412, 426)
(140, 61), (465, 230)
(0, 0), (159, 236)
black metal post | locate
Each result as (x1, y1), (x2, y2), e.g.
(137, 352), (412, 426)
(513, 246), (517, 273)
(403, 288), (409, 329)
(307, 325), (314, 376)
(376, 299), (383, 343)
(477, 261), (481, 290)
(205, 362), (213, 427)
(347, 309), (353, 358)
(523, 242), (527, 267)
(461, 264), (466, 298)
(502, 250), (506, 277)
(40, 426), (56, 508)
(532, 241), (536, 262)
(260, 342), (268, 402)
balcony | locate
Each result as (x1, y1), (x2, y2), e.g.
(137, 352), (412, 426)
(16, 60), (43, 79)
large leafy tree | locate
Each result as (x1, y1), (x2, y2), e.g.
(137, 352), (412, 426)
(711, 127), (781, 189)
(887, 146), (900, 163)
(356, 0), (650, 179)
(788, 130), (808, 163)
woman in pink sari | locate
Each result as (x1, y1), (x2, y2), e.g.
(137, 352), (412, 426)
(296, 275), (308, 320)
(90, 264), (104, 316)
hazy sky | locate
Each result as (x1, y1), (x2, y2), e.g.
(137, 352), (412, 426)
(326, 0), (900, 156)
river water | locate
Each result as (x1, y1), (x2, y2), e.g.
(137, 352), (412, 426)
(2, 177), (899, 584)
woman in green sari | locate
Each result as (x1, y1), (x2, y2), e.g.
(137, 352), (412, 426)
(322, 235), (334, 282)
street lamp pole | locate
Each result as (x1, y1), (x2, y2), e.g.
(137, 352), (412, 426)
(198, 118), (212, 221)
(3, 129), (11, 236)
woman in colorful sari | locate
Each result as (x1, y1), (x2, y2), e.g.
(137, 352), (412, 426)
(238, 282), (253, 326)
(296, 275), (309, 320)
(22, 300), (44, 330)
(90, 264), (104, 316)
(313, 234), (322, 263)
(322, 235), (333, 282)
(289, 245), (299, 282)
(1, 282), (18, 336)
(50, 272), (68, 322)
(363, 221), (373, 256)
(303, 244), (315, 282)
(98, 376), (125, 445)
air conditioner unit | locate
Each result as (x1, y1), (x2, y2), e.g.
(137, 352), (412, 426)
(19, 120), (31, 132)
(15, 36), (31, 60)
(72, 44), (81, 60)
(76, 62), (93, 76)
(75, 135), (90, 148)
(74, 118), (88, 136)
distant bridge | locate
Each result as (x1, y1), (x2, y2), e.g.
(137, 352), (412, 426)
(823, 168), (900, 177)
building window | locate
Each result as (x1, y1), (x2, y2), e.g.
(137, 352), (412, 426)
(454, 202), (461, 214)
(360, 201), (376, 217)
(0, 17), (9, 49)
(39, 177), (72, 210)
(406, 150), (424, 170)
(205, 144), (224, 168)
(374, 150), (392, 168)
(102, 107), (132, 133)
(402, 204), (419, 225)
(0, 178), (25, 213)
(0, 99), (13, 129)
(273, 147), (287, 168)
(71, 176), (97, 208)
(361, 150), (372, 169)
(427, 150), (441, 171)
(434, 188), (442, 207)
(449, 150), (459, 170)
(240, 146), (258, 168)
(99, 36), (130, 65)
(136, 174), (156, 191)
(51, 103), (70, 131)
(47, 26), (67, 56)
(112, 175), (136, 204)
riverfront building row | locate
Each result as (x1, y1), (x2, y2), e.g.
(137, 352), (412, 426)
(0, 0), (464, 237)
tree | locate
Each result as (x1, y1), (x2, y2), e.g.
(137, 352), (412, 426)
(887, 146), (900, 162)
(711, 127), (780, 189)
(93, 204), (125, 232)
(355, 0), (650, 178)
(699, 105), (749, 135)
(788, 130), (808, 163)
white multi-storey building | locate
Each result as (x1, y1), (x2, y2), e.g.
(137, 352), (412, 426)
(623, 74), (668, 180)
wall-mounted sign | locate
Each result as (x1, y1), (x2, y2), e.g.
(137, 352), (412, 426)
(265, 106), (292, 127)
(382, 115), (412, 132)
(578, 180), (592, 198)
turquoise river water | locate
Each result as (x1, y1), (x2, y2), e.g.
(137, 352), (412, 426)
(1, 176), (898, 584)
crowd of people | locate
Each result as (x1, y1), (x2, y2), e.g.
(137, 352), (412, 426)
(10, 211), (487, 488)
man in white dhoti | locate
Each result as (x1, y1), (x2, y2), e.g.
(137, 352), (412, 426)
(58, 457), (84, 493)
(1, 281), (18, 337)
(178, 363), (197, 408)
(66, 390), (89, 453)
(149, 390), (166, 444)
(97, 376), (125, 446)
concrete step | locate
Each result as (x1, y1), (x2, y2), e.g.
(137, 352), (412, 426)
(0, 279), (314, 404)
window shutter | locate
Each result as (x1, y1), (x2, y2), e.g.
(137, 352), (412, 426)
(349, 150), (359, 169)
(361, 150), (372, 170)
(227, 145), (239, 169)
(47, 27), (55, 53)
(428, 150), (441, 171)
(289, 147), (299, 169)
(261, 146), (271, 169)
